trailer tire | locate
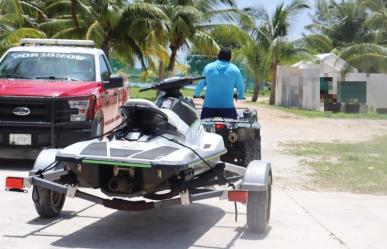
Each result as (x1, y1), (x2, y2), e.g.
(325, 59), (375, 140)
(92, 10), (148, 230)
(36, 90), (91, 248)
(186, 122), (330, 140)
(243, 136), (261, 167)
(33, 186), (66, 218)
(247, 175), (271, 233)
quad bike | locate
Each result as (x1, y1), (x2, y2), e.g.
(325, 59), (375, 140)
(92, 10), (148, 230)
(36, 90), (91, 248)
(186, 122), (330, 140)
(197, 95), (261, 167)
(5, 76), (272, 233)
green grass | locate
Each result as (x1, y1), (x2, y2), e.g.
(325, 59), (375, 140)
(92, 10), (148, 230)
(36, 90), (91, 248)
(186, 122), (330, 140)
(283, 136), (387, 194)
(252, 99), (387, 120)
(129, 86), (195, 101)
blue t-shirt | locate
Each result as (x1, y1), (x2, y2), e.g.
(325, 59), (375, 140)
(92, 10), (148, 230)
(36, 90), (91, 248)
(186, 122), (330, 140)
(194, 60), (245, 108)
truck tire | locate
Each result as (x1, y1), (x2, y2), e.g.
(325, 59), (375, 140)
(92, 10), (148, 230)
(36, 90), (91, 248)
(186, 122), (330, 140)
(92, 117), (104, 139)
(33, 186), (66, 218)
(243, 136), (261, 167)
(247, 175), (271, 233)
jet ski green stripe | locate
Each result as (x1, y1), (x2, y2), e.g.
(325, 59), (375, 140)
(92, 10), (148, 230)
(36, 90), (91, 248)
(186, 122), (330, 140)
(190, 119), (200, 128)
(82, 159), (151, 168)
(188, 150), (227, 167)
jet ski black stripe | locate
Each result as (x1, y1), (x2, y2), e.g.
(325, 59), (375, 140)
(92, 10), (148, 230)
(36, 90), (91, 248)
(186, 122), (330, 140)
(110, 148), (143, 158)
(80, 142), (107, 156)
(132, 146), (178, 160)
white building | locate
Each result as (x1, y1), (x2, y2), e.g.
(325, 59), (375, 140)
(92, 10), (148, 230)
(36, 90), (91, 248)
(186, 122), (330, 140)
(276, 53), (387, 113)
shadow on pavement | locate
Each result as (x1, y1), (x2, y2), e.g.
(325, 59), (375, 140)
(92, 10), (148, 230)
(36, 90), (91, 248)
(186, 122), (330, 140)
(52, 203), (225, 249)
(0, 159), (34, 171)
(240, 226), (271, 240)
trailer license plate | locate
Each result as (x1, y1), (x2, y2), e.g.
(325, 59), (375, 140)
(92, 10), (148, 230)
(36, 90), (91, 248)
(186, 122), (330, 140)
(9, 134), (31, 145)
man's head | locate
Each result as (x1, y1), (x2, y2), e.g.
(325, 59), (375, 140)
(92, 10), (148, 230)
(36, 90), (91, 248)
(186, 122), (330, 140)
(218, 47), (231, 61)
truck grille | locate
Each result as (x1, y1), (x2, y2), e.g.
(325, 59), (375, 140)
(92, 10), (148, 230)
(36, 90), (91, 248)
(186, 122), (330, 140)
(0, 97), (72, 123)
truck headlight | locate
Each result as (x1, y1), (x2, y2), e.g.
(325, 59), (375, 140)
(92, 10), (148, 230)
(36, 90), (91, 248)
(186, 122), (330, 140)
(68, 100), (90, 121)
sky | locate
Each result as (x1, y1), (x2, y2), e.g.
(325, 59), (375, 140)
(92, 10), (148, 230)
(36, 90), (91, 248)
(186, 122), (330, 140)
(237, 0), (314, 40)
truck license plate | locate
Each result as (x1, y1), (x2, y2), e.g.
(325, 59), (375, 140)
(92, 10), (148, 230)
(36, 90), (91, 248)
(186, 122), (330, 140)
(9, 134), (32, 146)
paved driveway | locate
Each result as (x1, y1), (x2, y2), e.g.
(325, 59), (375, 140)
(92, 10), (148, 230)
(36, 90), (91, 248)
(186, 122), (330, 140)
(1, 160), (386, 249)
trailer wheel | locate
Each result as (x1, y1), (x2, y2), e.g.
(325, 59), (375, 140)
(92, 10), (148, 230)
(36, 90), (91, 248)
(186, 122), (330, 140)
(33, 186), (66, 218)
(247, 175), (271, 233)
(243, 136), (261, 167)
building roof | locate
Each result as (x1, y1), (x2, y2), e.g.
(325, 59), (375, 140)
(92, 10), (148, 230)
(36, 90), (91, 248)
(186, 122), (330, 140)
(292, 53), (358, 73)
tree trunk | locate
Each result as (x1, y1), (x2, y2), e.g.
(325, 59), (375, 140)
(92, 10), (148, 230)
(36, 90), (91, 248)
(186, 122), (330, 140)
(158, 59), (164, 81)
(252, 79), (260, 102)
(167, 46), (178, 77)
(101, 36), (110, 59)
(70, 0), (82, 39)
(269, 62), (278, 105)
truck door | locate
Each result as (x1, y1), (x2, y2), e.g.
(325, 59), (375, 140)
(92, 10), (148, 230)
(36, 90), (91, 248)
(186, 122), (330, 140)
(99, 54), (119, 132)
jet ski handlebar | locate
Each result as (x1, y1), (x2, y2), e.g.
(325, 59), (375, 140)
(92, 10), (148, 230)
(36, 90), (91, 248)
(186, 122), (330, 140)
(139, 76), (205, 92)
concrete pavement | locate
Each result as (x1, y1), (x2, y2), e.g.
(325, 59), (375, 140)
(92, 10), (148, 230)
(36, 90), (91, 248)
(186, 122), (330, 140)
(1, 163), (386, 249)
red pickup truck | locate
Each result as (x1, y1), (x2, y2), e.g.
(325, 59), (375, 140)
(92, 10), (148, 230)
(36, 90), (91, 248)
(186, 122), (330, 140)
(0, 39), (128, 159)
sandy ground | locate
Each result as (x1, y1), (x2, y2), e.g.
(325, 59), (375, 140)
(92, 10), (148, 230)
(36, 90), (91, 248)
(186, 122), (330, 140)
(241, 101), (387, 189)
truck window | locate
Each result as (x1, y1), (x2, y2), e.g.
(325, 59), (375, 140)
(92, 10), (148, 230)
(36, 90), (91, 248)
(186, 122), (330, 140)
(0, 52), (95, 81)
(99, 55), (111, 82)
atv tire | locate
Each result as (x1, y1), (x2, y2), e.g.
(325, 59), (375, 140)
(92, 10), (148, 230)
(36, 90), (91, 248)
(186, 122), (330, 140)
(247, 175), (271, 233)
(243, 136), (261, 167)
(33, 186), (66, 218)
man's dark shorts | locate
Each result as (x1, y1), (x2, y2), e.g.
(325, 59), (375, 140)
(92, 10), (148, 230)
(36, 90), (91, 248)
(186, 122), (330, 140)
(201, 107), (238, 119)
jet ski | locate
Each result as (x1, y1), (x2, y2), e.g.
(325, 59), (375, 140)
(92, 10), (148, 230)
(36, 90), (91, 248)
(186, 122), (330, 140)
(54, 76), (227, 195)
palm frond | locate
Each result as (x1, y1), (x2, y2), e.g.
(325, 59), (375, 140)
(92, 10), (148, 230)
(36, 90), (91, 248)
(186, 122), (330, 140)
(190, 29), (219, 55)
(0, 27), (46, 48)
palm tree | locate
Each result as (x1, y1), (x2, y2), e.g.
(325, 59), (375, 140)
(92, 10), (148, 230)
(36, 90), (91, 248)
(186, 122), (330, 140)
(39, 0), (168, 67)
(304, 0), (387, 73)
(145, 0), (246, 76)
(0, 0), (46, 54)
(239, 41), (267, 101)
(244, 0), (309, 104)
(304, 0), (370, 49)
(360, 0), (387, 46)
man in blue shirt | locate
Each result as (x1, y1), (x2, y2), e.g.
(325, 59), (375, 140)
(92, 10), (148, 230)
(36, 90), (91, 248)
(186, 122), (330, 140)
(194, 48), (245, 119)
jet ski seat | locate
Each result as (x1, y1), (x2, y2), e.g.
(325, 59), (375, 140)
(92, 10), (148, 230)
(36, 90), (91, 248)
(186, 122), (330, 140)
(120, 99), (179, 134)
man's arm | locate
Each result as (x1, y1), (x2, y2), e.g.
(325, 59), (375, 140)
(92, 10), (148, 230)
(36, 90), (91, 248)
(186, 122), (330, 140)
(235, 68), (245, 100)
(194, 70), (207, 97)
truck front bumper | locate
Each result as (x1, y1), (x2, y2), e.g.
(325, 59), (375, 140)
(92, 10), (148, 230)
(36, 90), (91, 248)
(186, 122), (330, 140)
(0, 122), (93, 160)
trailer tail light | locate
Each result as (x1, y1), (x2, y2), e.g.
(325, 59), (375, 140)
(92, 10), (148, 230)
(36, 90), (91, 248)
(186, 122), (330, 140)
(214, 123), (225, 130)
(5, 177), (25, 192)
(228, 190), (248, 204)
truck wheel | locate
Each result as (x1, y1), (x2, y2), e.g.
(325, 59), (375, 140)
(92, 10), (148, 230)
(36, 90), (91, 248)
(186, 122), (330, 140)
(247, 175), (271, 233)
(243, 136), (261, 167)
(33, 186), (66, 218)
(92, 117), (104, 139)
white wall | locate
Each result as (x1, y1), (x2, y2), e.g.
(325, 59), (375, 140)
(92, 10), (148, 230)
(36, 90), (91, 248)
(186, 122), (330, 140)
(276, 65), (320, 110)
(302, 65), (320, 110)
(367, 74), (387, 111)
(276, 64), (387, 112)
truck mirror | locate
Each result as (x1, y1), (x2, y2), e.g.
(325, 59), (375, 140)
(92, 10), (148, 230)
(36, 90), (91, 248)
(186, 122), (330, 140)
(103, 75), (124, 89)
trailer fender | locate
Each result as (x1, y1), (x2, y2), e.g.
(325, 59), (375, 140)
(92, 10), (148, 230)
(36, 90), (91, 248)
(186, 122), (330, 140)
(33, 149), (62, 171)
(240, 160), (271, 192)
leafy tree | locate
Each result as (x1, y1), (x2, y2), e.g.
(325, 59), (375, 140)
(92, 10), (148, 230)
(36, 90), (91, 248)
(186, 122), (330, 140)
(304, 0), (387, 73)
(0, 0), (46, 54)
(39, 0), (168, 67)
(243, 0), (310, 104)
(145, 0), (247, 76)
